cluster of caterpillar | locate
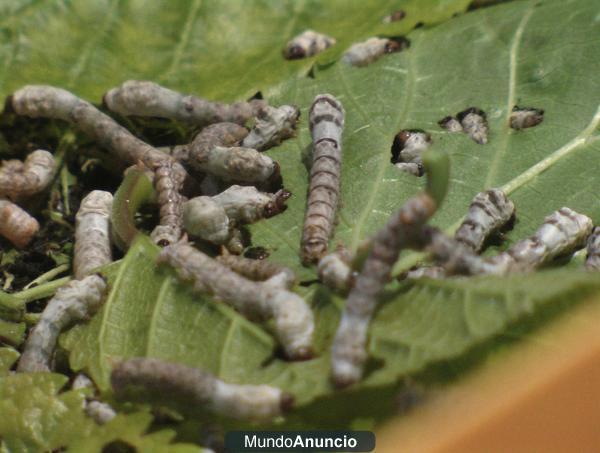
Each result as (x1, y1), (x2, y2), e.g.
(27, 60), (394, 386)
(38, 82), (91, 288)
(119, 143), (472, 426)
(2, 36), (570, 432)
(283, 30), (409, 67)
(6, 81), (308, 425)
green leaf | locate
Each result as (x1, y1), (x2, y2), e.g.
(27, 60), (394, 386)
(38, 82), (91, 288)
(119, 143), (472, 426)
(0, 347), (19, 375)
(62, 235), (600, 426)
(0, 0), (470, 102)
(0, 319), (25, 346)
(0, 372), (204, 452)
(250, 0), (600, 279)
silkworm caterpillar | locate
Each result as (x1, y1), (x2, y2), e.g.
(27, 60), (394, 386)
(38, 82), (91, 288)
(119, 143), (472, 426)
(454, 189), (515, 252)
(342, 37), (409, 67)
(180, 121), (278, 186)
(241, 105), (300, 151)
(197, 146), (280, 186)
(17, 274), (107, 372)
(72, 373), (117, 425)
(423, 208), (593, 277)
(217, 252), (296, 287)
(382, 10), (406, 23)
(509, 106), (544, 130)
(391, 130), (431, 177)
(158, 243), (314, 359)
(0, 150), (56, 202)
(490, 207), (592, 271)
(317, 246), (355, 294)
(103, 80), (266, 127)
(0, 199), (40, 248)
(183, 186), (290, 245)
(74, 190), (113, 280)
(9, 85), (186, 179)
(182, 122), (249, 169)
(331, 149), (449, 388)
(406, 189), (514, 280)
(112, 358), (294, 422)
(150, 160), (185, 246)
(438, 116), (463, 133)
(85, 401), (117, 425)
(457, 107), (488, 144)
(585, 227), (600, 270)
(283, 30), (336, 60)
(301, 94), (345, 265)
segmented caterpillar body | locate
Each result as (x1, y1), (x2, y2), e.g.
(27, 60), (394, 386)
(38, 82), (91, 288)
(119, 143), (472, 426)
(317, 246), (355, 294)
(72, 373), (117, 425)
(17, 275), (107, 372)
(454, 189), (515, 252)
(183, 186), (290, 245)
(332, 193), (438, 387)
(182, 122), (249, 170)
(457, 107), (488, 144)
(493, 207), (592, 270)
(242, 105), (300, 151)
(422, 208), (592, 277)
(150, 159), (185, 246)
(301, 94), (345, 264)
(74, 190), (113, 279)
(10, 85), (186, 179)
(586, 227), (600, 270)
(406, 189), (514, 280)
(112, 358), (294, 422)
(283, 30), (336, 60)
(0, 199), (40, 248)
(342, 37), (408, 67)
(391, 130), (431, 177)
(217, 253), (296, 287)
(0, 150), (56, 202)
(104, 80), (265, 127)
(509, 106), (544, 130)
(158, 243), (314, 359)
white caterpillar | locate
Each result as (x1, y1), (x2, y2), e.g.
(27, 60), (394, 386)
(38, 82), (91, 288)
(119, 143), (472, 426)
(0, 199), (40, 248)
(72, 373), (117, 425)
(74, 191), (113, 280)
(183, 185), (290, 245)
(283, 30), (336, 60)
(585, 227), (600, 270)
(454, 189), (515, 252)
(301, 94), (345, 264)
(17, 275), (107, 372)
(241, 105), (300, 151)
(406, 189), (514, 280)
(9, 85), (186, 180)
(423, 208), (592, 277)
(112, 358), (294, 422)
(332, 192), (438, 387)
(103, 80), (265, 127)
(391, 130), (431, 177)
(180, 122), (280, 187)
(509, 106), (544, 130)
(317, 246), (355, 294)
(0, 150), (56, 202)
(457, 107), (488, 144)
(158, 243), (314, 359)
(491, 207), (592, 271)
(342, 37), (408, 67)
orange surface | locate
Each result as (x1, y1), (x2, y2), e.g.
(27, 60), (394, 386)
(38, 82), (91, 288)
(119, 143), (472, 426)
(376, 299), (600, 453)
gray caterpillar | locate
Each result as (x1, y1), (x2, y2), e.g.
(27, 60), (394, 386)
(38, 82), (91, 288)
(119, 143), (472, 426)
(301, 94), (345, 264)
